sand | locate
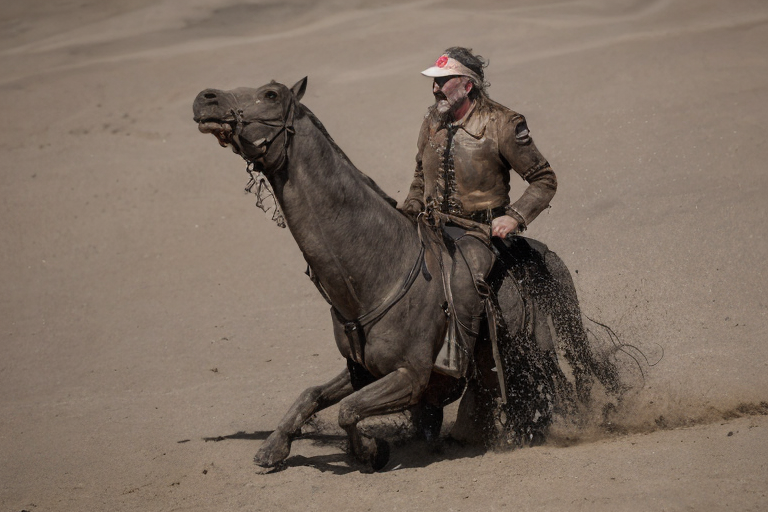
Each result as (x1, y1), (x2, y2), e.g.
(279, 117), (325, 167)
(2, 0), (767, 510)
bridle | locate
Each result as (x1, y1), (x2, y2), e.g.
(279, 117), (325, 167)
(229, 95), (297, 175)
(229, 95), (297, 229)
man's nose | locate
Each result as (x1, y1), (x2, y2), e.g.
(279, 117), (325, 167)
(433, 80), (440, 93)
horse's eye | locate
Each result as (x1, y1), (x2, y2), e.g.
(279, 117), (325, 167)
(265, 91), (277, 100)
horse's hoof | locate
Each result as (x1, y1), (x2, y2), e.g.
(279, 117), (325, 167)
(253, 453), (276, 471)
(254, 460), (286, 474)
(254, 431), (291, 469)
(370, 438), (390, 472)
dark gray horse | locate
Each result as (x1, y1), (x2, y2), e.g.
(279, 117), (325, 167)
(192, 78), (622, 472)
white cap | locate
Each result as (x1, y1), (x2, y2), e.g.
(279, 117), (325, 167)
(421, 54), (482, 84)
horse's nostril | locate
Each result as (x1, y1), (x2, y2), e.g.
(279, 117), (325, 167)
(204, 92), (217, 99)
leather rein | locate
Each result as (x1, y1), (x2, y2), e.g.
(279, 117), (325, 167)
(232, 94), (427, 365)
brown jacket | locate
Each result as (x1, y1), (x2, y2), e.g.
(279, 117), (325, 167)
(403, 96), (557, 229)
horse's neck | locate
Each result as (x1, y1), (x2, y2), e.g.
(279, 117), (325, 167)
(271, 115), (420, 318)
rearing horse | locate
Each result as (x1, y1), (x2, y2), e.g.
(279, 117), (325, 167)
(192, 78), (620, 471)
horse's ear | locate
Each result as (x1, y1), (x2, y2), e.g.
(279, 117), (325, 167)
(290, 77), (308, 101)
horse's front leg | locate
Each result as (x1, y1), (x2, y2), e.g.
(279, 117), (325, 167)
(338, 366), (428, 471)
(255, 368), (354, 469)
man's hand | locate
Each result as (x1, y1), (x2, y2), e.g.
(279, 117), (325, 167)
(491, 215), (520, 238)
(398, 201), (422, 219)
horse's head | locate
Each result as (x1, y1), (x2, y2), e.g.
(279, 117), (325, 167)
(193, 77), (307, 166)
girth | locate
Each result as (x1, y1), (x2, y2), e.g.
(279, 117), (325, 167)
(307, 242), (426, 366)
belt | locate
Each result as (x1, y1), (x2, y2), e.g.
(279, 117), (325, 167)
(465, 206), (507, 225)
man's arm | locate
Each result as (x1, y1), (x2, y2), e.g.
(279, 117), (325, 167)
(401, 118), (430, 215)
(498, 114), (557, 230)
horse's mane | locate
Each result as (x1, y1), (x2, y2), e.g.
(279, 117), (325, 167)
(299, 103), (398, 208)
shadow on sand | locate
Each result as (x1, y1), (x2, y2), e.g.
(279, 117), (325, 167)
(202, 429), (486, 474)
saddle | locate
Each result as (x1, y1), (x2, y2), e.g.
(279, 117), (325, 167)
(420, 213), (557, 407)
(418, 215), (480, 379)
(418, 213), (513, 383)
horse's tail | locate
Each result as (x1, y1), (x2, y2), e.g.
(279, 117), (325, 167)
(535, 245), (626, 400)
(488, 236), (625, 444)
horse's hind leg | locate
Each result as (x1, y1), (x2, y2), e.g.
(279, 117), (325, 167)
(412, 372), (465, 444)
(338, 367), (428, 471)
(451, 335), (500, 445)
(254, 368), (354, 468)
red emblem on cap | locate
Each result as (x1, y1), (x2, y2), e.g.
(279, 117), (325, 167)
(435, 55), (448, 68)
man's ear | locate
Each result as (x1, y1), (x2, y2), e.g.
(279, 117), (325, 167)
(291, 77), (308, 101)
(465, 80), (474, 93)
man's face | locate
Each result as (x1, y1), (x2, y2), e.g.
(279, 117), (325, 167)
(433, 75), (472, 117)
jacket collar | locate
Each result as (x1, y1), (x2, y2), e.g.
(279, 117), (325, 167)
(448, 99), (486, 139)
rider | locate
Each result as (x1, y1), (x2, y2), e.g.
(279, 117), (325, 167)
(402, 46), (557, 242)
(401, 47), (557, 376)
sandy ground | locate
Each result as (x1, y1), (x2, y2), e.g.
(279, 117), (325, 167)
(2, 0), (768, 510)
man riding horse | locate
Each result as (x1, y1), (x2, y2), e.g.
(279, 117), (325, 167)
(192, 48), (621, 471)
(402, 47), (558, 378)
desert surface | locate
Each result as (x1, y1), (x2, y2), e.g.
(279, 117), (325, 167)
(2, 0), (767, 510)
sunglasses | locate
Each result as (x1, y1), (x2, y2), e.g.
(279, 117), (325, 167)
(433, 75), (461, 88)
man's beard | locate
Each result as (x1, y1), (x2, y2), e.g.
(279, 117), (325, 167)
(433, 93), (458, 124)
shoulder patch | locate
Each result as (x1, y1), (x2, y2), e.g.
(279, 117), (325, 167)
(515, 119), (531, 144)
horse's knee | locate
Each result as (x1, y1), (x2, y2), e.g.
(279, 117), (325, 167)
(290, 385), (324, 413)
(337, 367), (427, 430)
(338, 401), (360, 430)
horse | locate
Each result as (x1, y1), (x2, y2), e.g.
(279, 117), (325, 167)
(192, 77), (622, 472)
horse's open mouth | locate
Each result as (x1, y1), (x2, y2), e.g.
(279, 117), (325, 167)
(198, 120), (235, 148)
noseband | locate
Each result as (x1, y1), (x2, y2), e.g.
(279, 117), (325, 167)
(230, 96), (296, 175)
